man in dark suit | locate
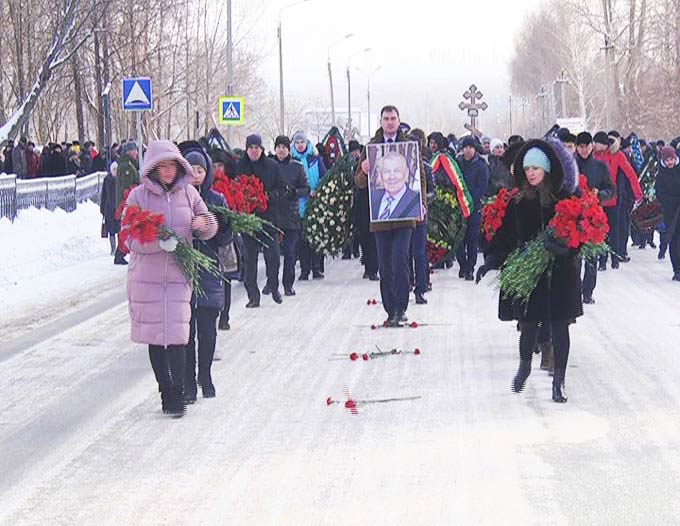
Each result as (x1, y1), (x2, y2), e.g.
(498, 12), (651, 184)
(355, 106), (426, 327)
(371, 152), (421, 221)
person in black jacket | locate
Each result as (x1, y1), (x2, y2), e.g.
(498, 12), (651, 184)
(575, 132), (615, 303)
(655, 147), (680, 281)
(181, 143), (231, 402)
(235, 134), (288, 306)
(273, 135), (310, 296)
(477, 139), (582, 403)
(456, 136), (490, 280)
(99, 161), (120, 256)
(42, 144), (67, 177)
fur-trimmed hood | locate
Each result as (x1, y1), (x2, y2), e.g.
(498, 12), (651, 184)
(512, 138), (578, 196)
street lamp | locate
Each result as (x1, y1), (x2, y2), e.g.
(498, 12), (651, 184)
(327, 33), (354, 127)
(346, 47), (371, 140)
(278, 0), (311, 134)
(355, 65), (380, 135)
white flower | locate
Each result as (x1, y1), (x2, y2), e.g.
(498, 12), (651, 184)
(330, 220), (335, 226)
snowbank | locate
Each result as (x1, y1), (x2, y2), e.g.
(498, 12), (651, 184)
(0, 202), (126, 339)
(0, 201), (109, 287)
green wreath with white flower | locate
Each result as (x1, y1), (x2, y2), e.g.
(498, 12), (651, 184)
(303, 153), (355, 255)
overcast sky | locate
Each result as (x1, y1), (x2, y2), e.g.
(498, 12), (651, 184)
(248, 0), (542, 135)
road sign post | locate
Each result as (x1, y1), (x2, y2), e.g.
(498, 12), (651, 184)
(123, 77), (153, 170)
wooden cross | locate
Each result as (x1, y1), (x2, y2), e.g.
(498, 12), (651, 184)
(458, 84), (488, 136)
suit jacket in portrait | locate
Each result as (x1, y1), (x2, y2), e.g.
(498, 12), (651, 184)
(371, 187), (421, 221)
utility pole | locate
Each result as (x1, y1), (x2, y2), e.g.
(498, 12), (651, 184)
(226, 0), (234, 145)
(555, 70), (568, 119)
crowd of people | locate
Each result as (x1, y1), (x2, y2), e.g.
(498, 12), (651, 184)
(0, 137), (131, 178)
(88, 104), (680, 417)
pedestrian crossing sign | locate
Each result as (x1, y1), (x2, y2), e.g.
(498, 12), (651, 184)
(218, 96), (245, 125)
(122, 77), (153, 111)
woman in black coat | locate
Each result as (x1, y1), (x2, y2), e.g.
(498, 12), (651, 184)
(181, 142), (232, 402)
(477, 139), (582, 403)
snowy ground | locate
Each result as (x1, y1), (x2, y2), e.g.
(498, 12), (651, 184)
(1, 206), (680, 525)
(0, 202), (127, 343)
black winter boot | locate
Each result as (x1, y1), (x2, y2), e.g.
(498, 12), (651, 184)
(166, 386), (186, 417)
(512, 359), (532, 393)
(552, 370), (568, 403)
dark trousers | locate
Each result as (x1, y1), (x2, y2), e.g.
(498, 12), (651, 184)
(600, 206), (619, 265)
(359, 230), (378, 275)
(670, 226), (680, 273)
(582, 258), (598, 299)
(243, 233), (280, 303)
(519, 320), (570, 375)
(456, 212), (482, 274)
(298, 237), (323, 277)
(375, 228), (413, 317)
(618, 202), (633, 257)
(281, 229), (300, 289)
(185, 306), (219, 394)
(410, 221), (428, 295)
(149, 344), (185, 392)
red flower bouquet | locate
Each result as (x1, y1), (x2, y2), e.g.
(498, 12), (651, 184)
(212, 168), (247, 213)
(499, 188), (610, 308)
(482, 187), (519, 242)
(210, 169), (280, 244)
(235, 175), (268, 214)
(120, 205), (220, 296)
(549, 186), (609, 256)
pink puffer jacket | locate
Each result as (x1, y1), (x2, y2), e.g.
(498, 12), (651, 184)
(125, 140), (218, 347)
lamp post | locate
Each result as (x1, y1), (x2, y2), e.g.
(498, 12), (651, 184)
(346, 48), (371, 140)
(355, 65), (380, 136)
(327, 33), (354, 127)
(278, 0), (311, 135)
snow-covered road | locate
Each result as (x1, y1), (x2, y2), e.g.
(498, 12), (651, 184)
(1, 242), (679, 525)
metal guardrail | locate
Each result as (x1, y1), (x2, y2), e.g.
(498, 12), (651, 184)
(0, 171), (106, 221)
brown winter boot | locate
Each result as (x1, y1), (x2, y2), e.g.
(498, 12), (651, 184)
(538, 341), (554, 373)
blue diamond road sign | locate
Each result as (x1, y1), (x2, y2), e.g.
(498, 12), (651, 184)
(122, 77), (153, 111)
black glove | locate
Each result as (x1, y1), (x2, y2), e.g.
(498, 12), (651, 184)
(475, 265), (489, 284)
(543, 235), (577, 258)
(286, 186), (297, 201)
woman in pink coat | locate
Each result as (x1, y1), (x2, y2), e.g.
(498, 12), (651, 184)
(124, 140), (218, 417)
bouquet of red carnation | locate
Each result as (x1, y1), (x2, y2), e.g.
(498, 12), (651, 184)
(120, 205), (220, 296)
(482, 187), (519, 242)
(499, 190), (610, 308)
(212, 168), (248, 213)
(548, 188), (609, 257)
(235, 175), (268, 214)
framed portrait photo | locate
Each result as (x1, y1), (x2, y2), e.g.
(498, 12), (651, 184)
(367, 141), (423, 223)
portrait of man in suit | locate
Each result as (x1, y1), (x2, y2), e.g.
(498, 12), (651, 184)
(369, 150), (422, 222)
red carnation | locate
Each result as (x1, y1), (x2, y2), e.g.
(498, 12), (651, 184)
(414, 348), (421, 355)
(326, 397), (334, 406)
(362, 354), (369, 361)
(350, 352), (358, 361)
(410, 321), (419, 329)
(345, 399), (357, 409)
(371, 324), (377, 330)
